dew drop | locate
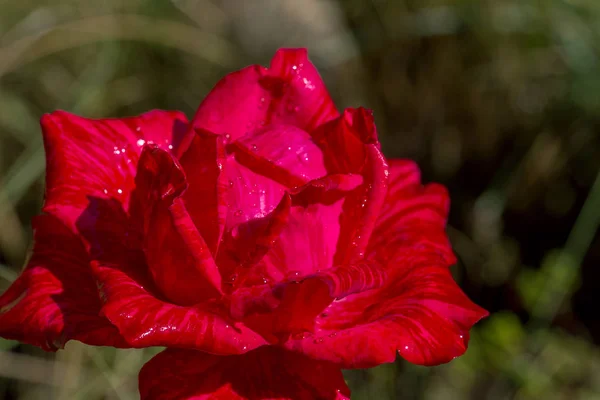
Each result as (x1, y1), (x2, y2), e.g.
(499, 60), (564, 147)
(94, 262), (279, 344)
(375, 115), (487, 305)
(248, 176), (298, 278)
(252, 144), (257, 151)
(242, 345), (247, 351)
(234, 209), (243, 217)
(135, 126), (142, 132)
(329, 333), (337, 338)
(287, 271), (300, 279)
(117, 189), (123, 194)
(226, 274), (238, 285)
(137, 139), (146, 146)
(103, 189), (108, 194)
(168, 144), (173, 150)
(228, 180), (234, 187)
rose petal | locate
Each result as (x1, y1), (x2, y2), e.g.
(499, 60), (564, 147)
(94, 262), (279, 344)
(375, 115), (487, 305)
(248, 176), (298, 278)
(312, 107), (378, 174)
(41, 109), (189, 232)
(368, 159), (456, 265)
(178, 130), (229, 255)
(333, 145), (389, 265)
(232, 124), (327, 187)
(247, 174), (364, 285)
(282, 160), (486, 367)
(218, 194), (292, 288)
(92, 257), (266, 354)
(132, 146), (222, 305)
(285, 257), (488, 368)
(190, 48), (338, 141)
(223, 154), (287, 232)
(0, 215), (125, 350)
(69, 145), (263, 354)
(139, 347), (350, 400)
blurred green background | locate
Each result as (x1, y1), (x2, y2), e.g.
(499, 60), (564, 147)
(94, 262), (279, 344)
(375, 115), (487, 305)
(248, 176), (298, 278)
(1, 0), (600, 399)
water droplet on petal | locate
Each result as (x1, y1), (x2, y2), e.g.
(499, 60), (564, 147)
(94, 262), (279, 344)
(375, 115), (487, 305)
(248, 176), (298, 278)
(234, 210), (243, 217)
(137, 139), (145, 146)
(225, 273), (238, 285)
(135, 126), (142, 132)
(228, 180), (234, 187)
(117, 189), (123, 194)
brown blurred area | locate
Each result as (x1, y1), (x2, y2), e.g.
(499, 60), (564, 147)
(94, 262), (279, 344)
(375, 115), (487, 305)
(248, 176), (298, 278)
(1, 1), (600, 399)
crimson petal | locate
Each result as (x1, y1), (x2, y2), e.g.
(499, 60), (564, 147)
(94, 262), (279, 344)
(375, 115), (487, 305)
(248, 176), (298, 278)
(178, 130), (229, 256)
(222, 153), (287, 232)
(139, 347), (350, 400)
(133, 146), (222, 305)
(368, 159), (456, 266)
(41, 110), (189, 232)
(334, 145), (389, 265)
(76, 146), (264, 354)
(190, 48), (338, 141)
(312, 107), (378, 174)
(232, 124), (327, 188)
(0, 215), (125, 350)
(92, 256), (266, 354)
(285, 258), (488, 368)
(250, 174), (364, 284)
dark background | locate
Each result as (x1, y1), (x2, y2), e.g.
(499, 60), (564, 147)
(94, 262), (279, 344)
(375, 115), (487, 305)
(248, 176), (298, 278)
(1, 1), (599, 399)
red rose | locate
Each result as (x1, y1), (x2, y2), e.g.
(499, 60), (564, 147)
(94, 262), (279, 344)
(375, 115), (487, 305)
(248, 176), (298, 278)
(0, 48), (487, 399)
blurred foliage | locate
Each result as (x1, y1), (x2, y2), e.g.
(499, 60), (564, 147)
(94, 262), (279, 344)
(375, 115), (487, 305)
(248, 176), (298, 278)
(1, 0), (600, 399)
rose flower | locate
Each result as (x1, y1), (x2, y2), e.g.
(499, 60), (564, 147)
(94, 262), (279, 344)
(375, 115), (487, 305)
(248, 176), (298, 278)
(0, 48), (487, 399)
